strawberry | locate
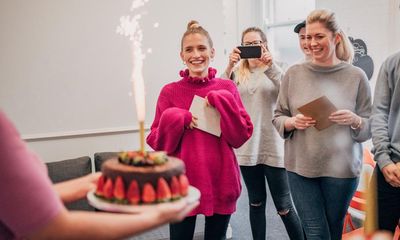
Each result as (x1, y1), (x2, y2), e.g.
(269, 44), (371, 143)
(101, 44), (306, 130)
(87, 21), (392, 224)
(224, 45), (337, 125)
(179, 174), (189, 196)
(142, 183), (156, 203)
(113, 176), (125, 200)
(170, 176), (181, 199)
(127, 180), (140, 204)
(127, 151), (137, 159)
(95, 175), (106, 197)
(157, 178), (172, 202)
(103, 178), (114, 199)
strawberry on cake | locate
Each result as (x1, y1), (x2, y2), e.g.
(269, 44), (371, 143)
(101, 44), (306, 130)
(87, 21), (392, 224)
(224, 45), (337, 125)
(95, 151), (189, 204)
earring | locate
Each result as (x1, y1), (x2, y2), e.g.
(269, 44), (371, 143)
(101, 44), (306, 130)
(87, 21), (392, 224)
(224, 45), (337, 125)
(183, 61), (187, 65)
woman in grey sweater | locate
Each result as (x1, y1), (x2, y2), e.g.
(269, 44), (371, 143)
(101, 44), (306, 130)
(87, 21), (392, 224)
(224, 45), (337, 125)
(223, 27), (303, 240)
(273, 9), (371, 240)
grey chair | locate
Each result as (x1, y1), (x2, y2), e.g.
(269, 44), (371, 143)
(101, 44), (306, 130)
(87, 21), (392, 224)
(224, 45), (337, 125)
(46, 156), (94, 211)
(94, 152), (118, 172)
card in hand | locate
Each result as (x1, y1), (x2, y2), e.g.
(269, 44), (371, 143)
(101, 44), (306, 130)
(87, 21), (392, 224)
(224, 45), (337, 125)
(297, 95), (337, 131)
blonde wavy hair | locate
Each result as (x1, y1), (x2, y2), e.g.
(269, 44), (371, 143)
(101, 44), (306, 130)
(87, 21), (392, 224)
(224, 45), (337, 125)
(307, 9), (354, 63)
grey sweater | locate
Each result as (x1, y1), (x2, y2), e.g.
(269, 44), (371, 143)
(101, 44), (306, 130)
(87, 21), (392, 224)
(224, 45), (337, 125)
(371, 51), (400, 169)
(273, 62), (372, 178)
(222, 63), (284, 167)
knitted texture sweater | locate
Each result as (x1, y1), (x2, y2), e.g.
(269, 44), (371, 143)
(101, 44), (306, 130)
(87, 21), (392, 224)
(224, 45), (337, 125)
(147, 69), (253, 216)
(222, 63), (285, 167)
(372, 51), (400, 169)
(273, 62), (371, 178)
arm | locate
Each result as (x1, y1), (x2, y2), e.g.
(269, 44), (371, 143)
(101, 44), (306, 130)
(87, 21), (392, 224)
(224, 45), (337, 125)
(349, 74), (372, 142)
(223, 47), (241, 79)
(146, 100), (192, 154)
(272, 73), (294, 139)
(207, 88), (253, 148)
(371, 61), (400, 187)
(372, 62), (394, 169)
(27, 199), (198, 240)
(264, 62), (283, 87)
(53, 173), (101, 203)
(272, 72), (316, 138)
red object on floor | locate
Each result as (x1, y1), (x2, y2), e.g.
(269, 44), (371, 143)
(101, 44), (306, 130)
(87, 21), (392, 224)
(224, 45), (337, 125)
(342, 226), (400, 240)
(343, 149), (376, 234)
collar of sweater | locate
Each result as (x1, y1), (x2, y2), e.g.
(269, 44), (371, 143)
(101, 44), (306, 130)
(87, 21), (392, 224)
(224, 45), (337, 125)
(305, 61), (349, 73)
(179, 67), (217, 84)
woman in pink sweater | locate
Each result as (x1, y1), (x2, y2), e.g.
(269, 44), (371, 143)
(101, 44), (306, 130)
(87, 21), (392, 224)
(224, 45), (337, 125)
(147, 20), (253, 240)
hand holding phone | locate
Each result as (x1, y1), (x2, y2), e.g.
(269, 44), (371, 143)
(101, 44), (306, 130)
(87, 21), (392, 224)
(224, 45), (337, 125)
(237, 45), (262, 59)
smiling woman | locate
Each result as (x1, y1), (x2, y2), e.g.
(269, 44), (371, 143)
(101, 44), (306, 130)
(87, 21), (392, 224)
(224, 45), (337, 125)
(273, 9), (372, 240)
(146, 20), (253, 240)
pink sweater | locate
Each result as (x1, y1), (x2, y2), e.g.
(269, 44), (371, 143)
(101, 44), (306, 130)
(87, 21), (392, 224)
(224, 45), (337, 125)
(147, 69), (253, 216)
(0, 111), (63, 239)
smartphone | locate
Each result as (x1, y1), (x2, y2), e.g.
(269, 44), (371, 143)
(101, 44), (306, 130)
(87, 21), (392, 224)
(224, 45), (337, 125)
(237, 45), (262, 59)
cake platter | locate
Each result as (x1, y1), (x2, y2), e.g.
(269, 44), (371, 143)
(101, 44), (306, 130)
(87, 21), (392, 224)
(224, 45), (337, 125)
(87, 186), (200, 213)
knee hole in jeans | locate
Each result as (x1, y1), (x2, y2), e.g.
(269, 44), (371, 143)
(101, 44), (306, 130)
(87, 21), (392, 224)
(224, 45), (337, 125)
(250, 201), (264, 208)
(277, 209), (290, 216)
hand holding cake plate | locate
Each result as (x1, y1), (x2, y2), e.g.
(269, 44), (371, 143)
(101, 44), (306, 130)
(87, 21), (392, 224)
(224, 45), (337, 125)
(87, 186), (200, 213)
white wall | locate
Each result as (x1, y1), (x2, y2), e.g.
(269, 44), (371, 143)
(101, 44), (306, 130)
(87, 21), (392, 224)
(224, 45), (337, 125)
(0, 0), (233, 162)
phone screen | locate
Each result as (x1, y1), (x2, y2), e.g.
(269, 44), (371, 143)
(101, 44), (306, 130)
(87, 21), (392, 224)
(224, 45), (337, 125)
(237, 46), (262, 59)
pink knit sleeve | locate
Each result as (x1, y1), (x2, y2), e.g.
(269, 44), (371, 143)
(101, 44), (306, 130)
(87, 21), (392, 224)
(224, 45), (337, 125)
(207, 89), (253, 148)
(146, 93), (192, 154)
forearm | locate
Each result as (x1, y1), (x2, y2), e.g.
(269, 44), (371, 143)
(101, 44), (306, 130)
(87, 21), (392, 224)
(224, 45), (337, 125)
(146, 107), (191, 153)
(223, 64), (235, 79)
(264, 62), (283, 85)
(29, 209), (166, 240)
(284, 117), (295, 132)
(54, 173), (99, 203)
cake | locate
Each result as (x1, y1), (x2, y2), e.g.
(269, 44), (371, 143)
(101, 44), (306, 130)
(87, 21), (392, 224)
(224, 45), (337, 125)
(95, 151), (189, 204)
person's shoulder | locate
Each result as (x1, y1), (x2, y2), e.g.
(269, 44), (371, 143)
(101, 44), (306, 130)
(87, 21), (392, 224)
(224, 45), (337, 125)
(214, 77), (236, 87)
(160, 80), (180, 91)
(286, 62), (307, 74)
(383, 51), (400, 67)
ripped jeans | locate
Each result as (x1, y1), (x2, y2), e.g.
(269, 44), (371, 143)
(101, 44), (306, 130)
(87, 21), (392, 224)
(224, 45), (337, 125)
(240, 165), (304, 240)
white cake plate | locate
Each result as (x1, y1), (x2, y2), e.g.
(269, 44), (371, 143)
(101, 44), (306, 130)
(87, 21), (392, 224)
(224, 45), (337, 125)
(87, 186), (200, 213)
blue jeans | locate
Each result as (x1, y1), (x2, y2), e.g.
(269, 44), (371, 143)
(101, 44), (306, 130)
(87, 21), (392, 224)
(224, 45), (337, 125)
(288, 172), (358, 240)
(240, 165), (304, 240)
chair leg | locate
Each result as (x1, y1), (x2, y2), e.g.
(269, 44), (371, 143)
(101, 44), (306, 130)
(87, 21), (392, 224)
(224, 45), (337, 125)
(343, 212), (356, 234)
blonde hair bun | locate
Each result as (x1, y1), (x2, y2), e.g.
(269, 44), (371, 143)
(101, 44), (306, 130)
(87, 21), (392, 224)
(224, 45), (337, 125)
(187, 20), (200, 30)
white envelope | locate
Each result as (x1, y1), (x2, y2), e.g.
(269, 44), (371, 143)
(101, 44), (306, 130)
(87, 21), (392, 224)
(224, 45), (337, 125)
(189, 95), (221, 137)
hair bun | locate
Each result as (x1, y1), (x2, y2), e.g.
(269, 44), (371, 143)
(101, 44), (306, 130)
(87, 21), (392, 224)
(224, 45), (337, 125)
(187, 20), (200, 30)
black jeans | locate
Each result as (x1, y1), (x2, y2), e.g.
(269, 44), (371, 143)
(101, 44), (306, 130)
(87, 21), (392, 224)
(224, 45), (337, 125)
(170, 214), (231, 240)
(240, 164), (304, 240)
(376, 167), (400, 233)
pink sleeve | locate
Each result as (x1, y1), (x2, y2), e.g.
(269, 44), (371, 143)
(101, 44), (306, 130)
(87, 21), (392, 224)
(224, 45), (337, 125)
(146, 94), (192, 154)
(0, 111), (63, 238)
(207, 89), (253, 148)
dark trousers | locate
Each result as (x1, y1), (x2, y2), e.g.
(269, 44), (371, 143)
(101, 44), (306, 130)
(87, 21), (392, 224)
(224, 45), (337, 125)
(170, 214), (231, 240)
(240, 164), (304, 240)
(376, 167), (400, 233)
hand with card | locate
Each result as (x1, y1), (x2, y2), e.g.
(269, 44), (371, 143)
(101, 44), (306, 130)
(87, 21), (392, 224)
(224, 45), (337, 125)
(286, 114), (317, 131)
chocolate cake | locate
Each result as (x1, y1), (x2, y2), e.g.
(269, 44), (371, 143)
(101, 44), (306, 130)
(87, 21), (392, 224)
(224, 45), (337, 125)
(95, 151), (189, 204)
